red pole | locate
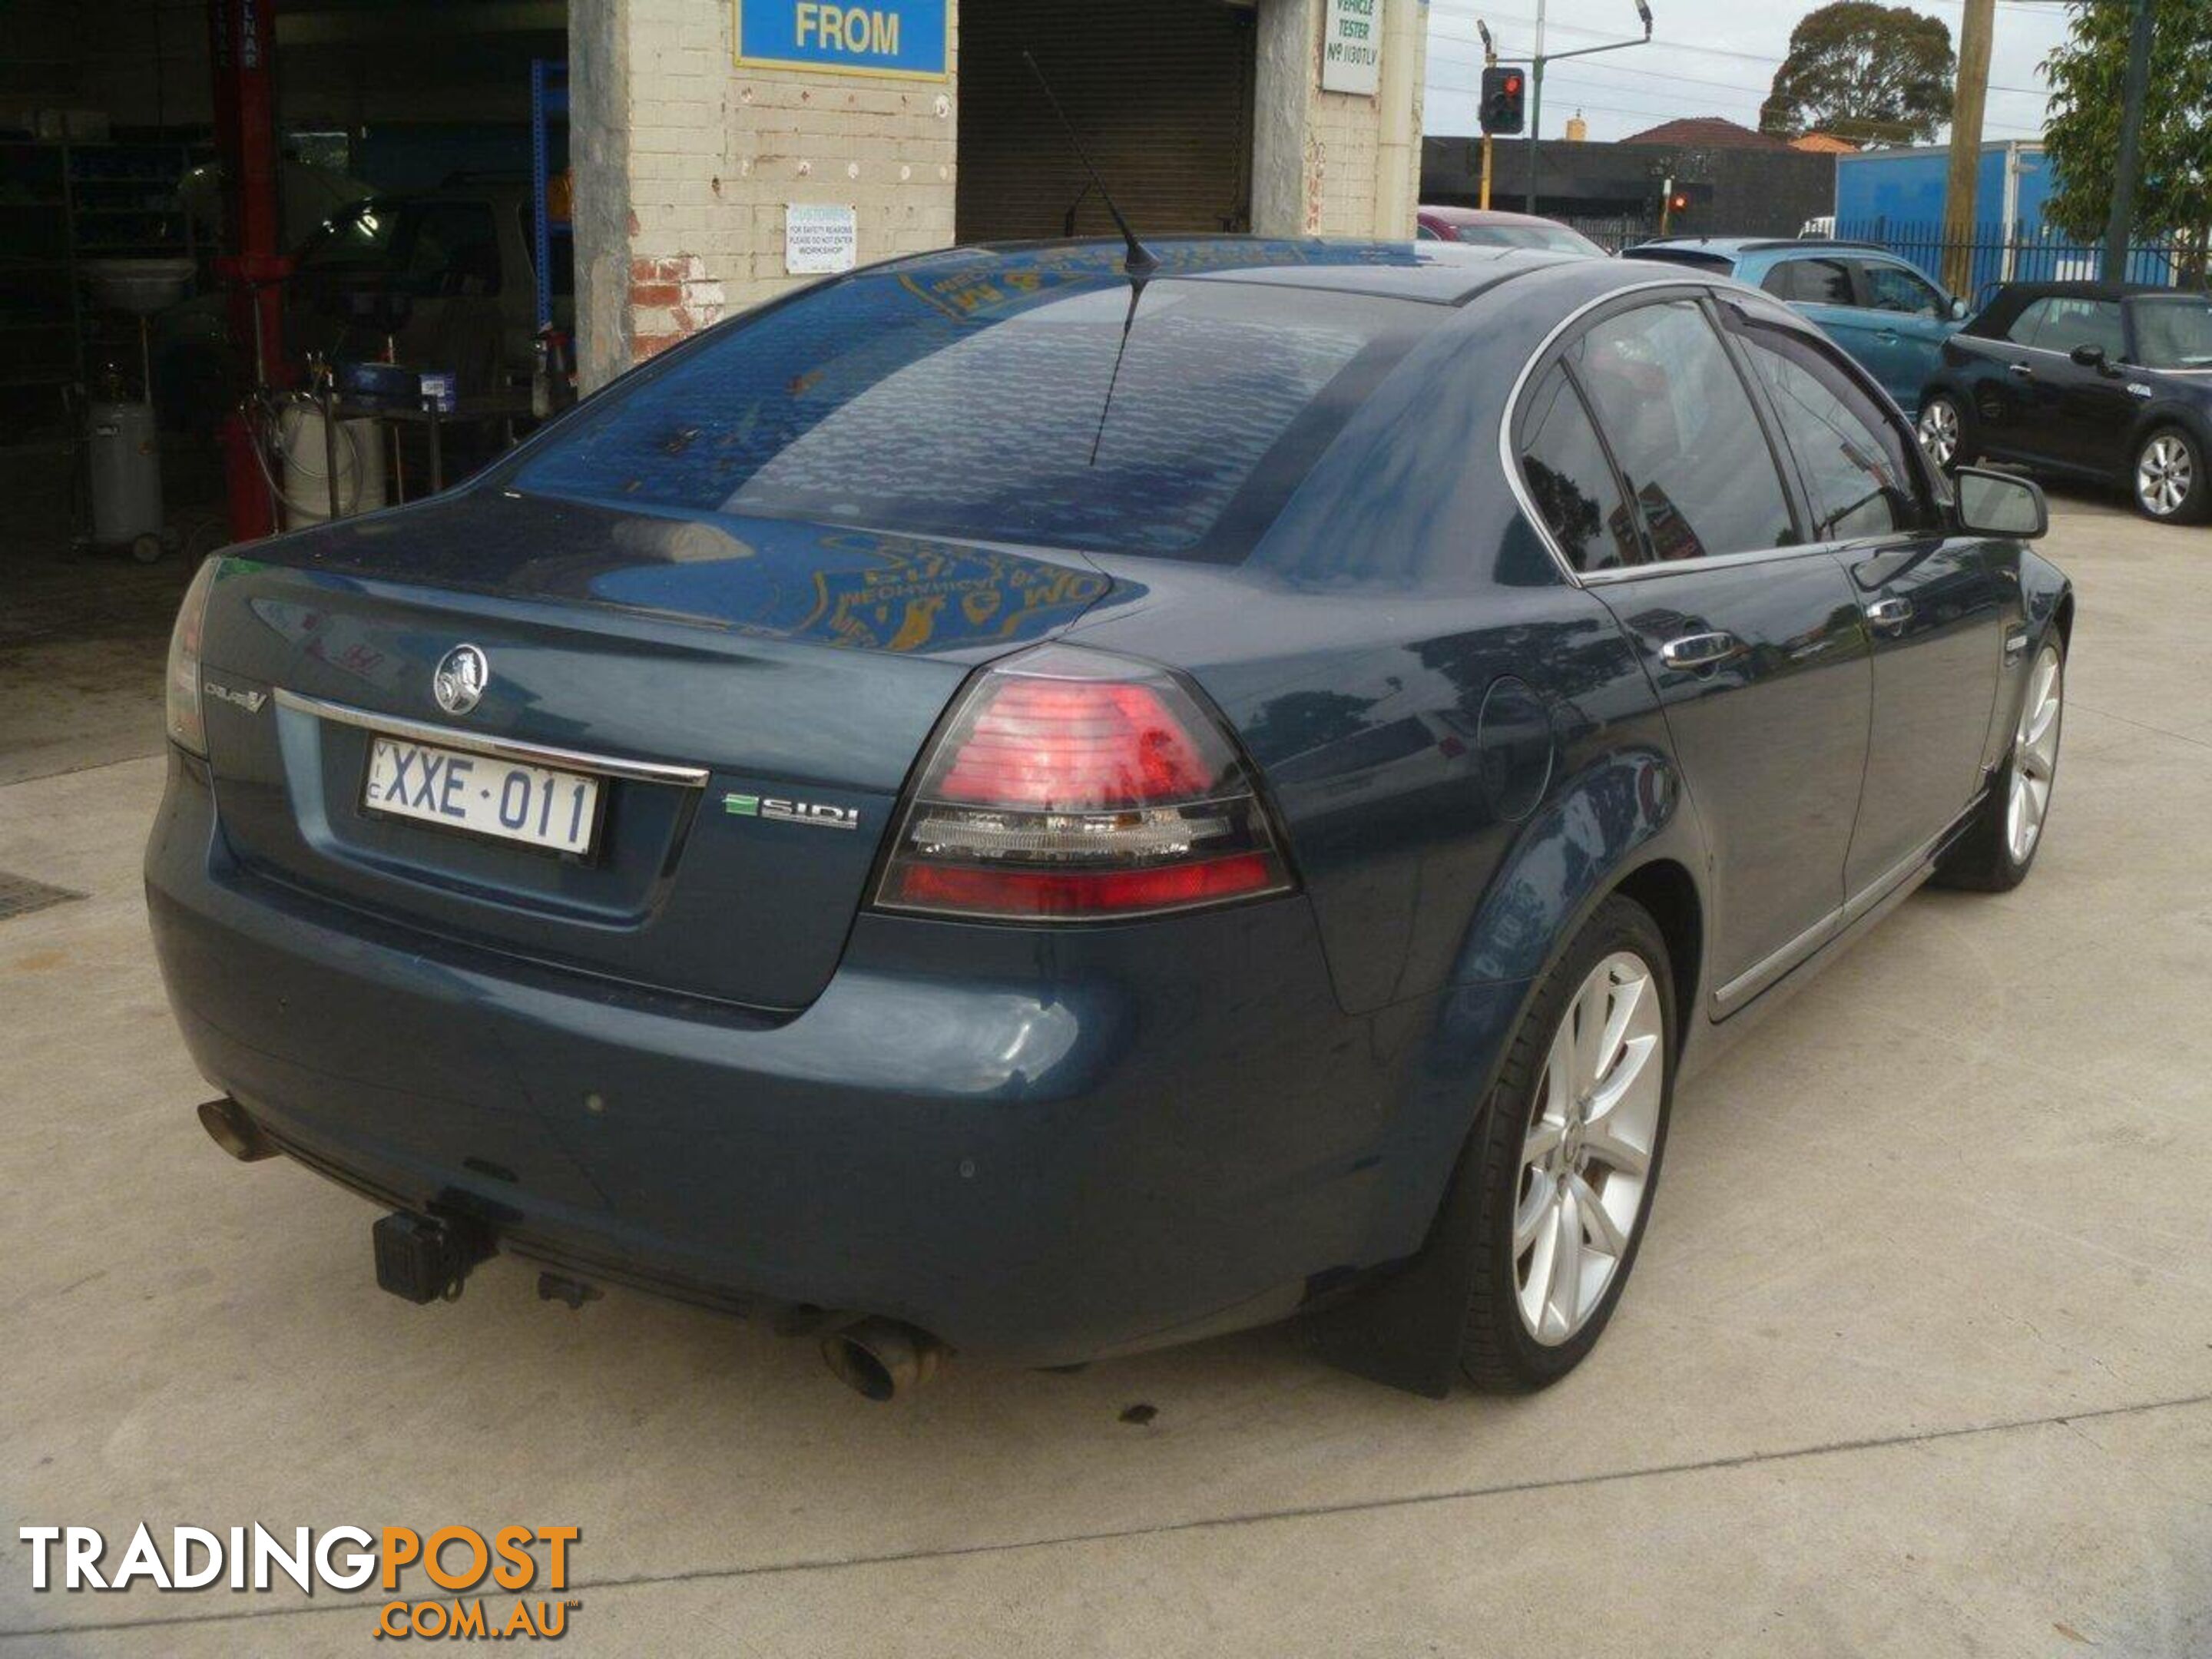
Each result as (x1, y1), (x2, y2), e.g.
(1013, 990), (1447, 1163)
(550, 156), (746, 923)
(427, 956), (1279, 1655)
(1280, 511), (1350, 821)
(209, 0), (290, 538)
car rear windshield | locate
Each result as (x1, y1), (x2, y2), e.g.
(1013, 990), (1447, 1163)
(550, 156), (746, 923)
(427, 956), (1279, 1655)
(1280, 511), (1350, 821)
(2131, 296), (2212, 369)
(1459, 224), (1603, 257)
(514, 256), (1429, 561)
(1619, 247), (1735, 273)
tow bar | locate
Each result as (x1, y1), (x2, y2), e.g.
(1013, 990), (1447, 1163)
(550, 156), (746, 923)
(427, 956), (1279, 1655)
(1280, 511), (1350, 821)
(372, 1211), (493, 1304)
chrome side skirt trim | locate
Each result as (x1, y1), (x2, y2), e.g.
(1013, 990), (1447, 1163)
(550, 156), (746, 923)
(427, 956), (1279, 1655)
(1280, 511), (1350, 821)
(271, 687), (711, 787)
(1842, 826), (1952, 927)
(1714, 909), (1839, 1015)
(1713, 815), (1969, 1015)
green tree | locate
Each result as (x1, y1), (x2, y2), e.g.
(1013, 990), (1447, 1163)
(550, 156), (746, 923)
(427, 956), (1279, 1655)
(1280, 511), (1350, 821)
(1759, 2), (1955, 144)
(2041, 0), (2212, 263)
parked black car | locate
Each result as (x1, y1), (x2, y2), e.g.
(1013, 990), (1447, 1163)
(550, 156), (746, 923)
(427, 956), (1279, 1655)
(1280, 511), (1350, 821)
(149, 240), (2071, 1399)
(1917, 281), (2212, 523)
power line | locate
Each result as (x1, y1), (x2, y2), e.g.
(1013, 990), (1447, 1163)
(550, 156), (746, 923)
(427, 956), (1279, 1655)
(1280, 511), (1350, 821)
(1428, 38), (2053, 101)
(1426, 0), (2071, 72)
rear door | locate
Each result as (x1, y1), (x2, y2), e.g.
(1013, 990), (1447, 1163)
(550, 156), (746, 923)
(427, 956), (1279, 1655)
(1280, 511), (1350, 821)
(1721, 298), (2003, 899)
(1518, 293), (1872, 1012)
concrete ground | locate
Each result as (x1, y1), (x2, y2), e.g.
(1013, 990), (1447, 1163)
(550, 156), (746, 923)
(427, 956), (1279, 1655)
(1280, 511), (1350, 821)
(1, 490), (2207, 1656)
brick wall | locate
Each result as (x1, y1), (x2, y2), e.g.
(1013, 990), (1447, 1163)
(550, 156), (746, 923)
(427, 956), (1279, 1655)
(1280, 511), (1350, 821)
(1251, 0), (1423, 240)
(576, 0), (958, 380)
(578, 0), (1422, 387)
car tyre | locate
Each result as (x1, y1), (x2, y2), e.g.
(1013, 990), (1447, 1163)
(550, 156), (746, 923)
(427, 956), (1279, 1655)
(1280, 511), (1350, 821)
(2131, 426), (2210, 523)
(1916, 392), (1972, 472)
(1455, 895), (1675, 1392)
(1934, 637), (2064, 892)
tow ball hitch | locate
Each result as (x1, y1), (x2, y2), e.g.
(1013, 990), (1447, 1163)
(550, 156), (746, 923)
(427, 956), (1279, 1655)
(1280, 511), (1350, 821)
(372, 1211), (493, 1304)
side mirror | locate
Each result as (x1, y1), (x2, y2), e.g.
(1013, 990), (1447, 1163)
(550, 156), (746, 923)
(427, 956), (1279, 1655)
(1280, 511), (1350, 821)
(1949, 296), (1969, 321)
(2069, 343), (2107, 370)
(1954, 465), (2048, 540)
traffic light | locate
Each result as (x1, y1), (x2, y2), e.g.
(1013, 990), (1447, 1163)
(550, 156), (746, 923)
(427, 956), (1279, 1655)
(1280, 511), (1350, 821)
(1481, 66), (1526, 136)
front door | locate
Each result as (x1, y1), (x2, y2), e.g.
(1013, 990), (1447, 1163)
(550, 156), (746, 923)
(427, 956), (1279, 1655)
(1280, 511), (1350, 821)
(1529, 294), (1873, 1008)
(1854, 259), (1958, 413)
(1720, 298), (2005, 898)
(2019, 296), (2136, 475)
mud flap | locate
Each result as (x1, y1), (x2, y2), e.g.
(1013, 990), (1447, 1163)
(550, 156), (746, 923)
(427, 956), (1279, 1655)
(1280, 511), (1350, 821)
(1301, 1122), (1488, 1399)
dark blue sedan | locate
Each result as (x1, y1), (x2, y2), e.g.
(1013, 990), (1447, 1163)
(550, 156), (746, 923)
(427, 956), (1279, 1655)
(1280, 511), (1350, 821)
(149, 238), (2071, 1399)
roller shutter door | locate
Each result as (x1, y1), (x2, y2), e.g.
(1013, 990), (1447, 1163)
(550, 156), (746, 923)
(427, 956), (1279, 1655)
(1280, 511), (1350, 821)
(956, 0), (1257, 243)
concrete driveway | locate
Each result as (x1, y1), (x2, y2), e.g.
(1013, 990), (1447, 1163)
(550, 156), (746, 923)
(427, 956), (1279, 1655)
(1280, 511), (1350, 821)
(2, 492), (2207, 1656)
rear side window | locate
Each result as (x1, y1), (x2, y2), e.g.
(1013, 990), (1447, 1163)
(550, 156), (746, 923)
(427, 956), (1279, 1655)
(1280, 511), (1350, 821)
(1568, 300), (1796, 563)
(1518, 365), (1641, 572)
(1734, 316), (1934, 540)
(515, 264), (1424, 561)
(1762, 258), (1855, 306)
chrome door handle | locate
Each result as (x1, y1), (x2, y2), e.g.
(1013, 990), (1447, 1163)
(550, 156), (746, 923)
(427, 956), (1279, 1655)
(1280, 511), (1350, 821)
(1658, 631), (1740, 670)
(1865, 596), (1914, 630)
(1876, 329), (1899, 345)
(2007, 362), (2033, 379)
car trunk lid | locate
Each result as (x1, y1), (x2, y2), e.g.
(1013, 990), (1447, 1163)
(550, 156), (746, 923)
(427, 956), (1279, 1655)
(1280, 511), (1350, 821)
(194, 488), (1116, 1011)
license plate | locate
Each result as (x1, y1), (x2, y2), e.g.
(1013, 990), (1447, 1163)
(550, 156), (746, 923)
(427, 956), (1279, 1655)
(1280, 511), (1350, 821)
(363, 736), (601, 856)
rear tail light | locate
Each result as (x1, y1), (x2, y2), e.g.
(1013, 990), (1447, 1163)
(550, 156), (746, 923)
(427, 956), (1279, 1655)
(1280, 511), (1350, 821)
(873, 645), (1295, 922)
(164, 557), (220, 757)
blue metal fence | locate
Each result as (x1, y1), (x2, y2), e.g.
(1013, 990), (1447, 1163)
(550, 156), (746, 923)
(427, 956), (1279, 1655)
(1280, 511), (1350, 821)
(1835, 218), (2204, 304)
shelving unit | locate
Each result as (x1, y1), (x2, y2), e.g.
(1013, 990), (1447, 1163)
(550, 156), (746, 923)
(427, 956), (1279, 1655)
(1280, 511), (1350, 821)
(0, 141), (80, 451)
(530, 58), (569, 333)
(0, 137), (213, 449)
(69, 141), (207, 404)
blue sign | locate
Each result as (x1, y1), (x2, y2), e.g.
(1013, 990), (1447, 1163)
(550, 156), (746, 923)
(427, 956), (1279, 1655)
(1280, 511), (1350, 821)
(734, 0), (949, 78)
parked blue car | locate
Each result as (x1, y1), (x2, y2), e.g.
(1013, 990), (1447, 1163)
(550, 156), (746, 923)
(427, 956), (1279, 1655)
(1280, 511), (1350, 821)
(1622, 237), (1968, 413)
(149, 237), (2068, 1400)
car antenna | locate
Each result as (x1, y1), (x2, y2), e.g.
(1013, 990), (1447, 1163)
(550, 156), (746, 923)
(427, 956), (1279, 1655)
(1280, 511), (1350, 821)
(1022, 51), (1157, 276)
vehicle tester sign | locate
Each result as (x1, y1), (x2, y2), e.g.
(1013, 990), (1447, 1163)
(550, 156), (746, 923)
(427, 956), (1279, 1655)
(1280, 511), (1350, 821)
(734, 0), (949, 77)
(1321, 0), (1382, 96)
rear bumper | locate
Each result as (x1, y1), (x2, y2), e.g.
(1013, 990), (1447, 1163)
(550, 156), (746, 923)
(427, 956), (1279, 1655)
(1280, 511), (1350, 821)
(147, 753), (1515, 1363)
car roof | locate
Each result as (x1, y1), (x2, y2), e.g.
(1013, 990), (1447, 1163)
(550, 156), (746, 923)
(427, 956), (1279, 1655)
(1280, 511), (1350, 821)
(905, 235), (1594, 307)
(1628, 237), (1894, 260)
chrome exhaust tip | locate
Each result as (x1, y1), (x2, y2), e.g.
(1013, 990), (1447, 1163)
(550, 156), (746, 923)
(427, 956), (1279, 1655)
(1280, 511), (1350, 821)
(820, 1318), (945, 1401)
(197, 1097), (276, 1162)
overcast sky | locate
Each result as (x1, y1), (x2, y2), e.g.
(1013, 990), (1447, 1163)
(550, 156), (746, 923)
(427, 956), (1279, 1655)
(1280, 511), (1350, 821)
(1423, 0), (2076, 144)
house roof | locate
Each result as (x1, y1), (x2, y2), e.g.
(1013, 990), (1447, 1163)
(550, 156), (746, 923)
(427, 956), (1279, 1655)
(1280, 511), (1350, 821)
(1790, 132), (1861, 154)
(1620, 117), (1790, 150)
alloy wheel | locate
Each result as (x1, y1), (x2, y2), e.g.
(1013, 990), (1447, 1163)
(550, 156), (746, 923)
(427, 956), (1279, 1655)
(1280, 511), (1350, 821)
(1918, 399), (1960, 469)
(1514, 951), (1665, 1346)
(2008, 644), (2062, 864)
(2137, 432), (2194, 517)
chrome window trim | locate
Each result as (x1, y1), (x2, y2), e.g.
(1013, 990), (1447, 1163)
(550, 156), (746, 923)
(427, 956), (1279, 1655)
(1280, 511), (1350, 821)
(1575, 536), (1869, 586)
(270, 688), (712, 787)
(1497, 276), (1717, 589)
(1500, 277), (1889, 587)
